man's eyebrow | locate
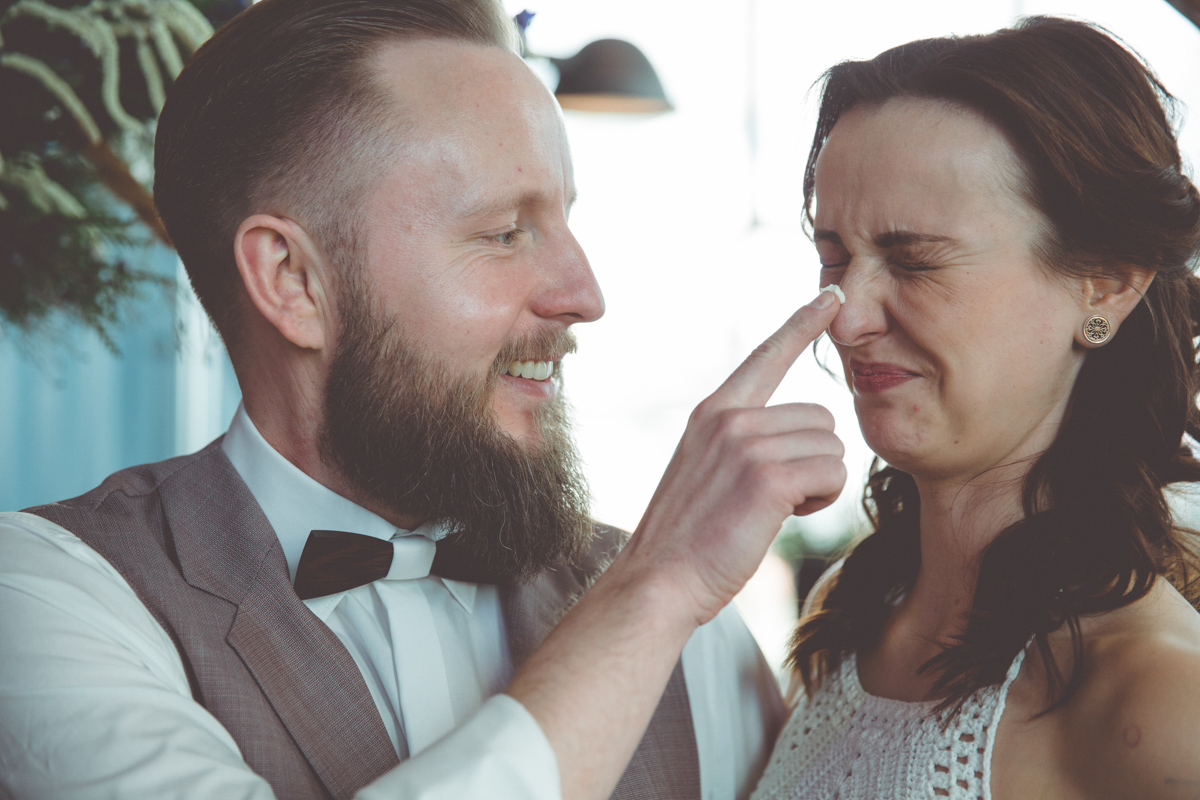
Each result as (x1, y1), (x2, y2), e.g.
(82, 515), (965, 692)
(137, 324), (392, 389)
(873, 231), (957, 248)
(460, 188), (578, 219)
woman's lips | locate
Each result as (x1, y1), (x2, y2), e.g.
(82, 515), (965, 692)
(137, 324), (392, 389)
(850, 362), (920, 393)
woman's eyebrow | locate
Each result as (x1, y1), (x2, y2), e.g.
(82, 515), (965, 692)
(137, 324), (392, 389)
(813, 230), (843, 245)
(813, 230), (958, 248)
(873, 231), (957, 248)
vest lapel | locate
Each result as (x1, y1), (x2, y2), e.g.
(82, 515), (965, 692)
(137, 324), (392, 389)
(499, 527), (702, 800)
(163, 445), (400, 799)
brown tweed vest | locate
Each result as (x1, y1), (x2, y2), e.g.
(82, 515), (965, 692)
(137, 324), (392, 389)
(27, 441), (701, 800)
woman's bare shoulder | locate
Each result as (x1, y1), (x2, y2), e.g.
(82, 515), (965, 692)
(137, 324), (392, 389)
(1063, 581), (1200, 799)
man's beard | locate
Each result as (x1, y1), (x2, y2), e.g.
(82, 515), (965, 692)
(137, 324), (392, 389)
(319, 280), (594, 585)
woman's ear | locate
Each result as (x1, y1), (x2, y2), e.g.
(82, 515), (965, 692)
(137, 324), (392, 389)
(1075, 268), (1156, 348)
(233, 215), (334, 351)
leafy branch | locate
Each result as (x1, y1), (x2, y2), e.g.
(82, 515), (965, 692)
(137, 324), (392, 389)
(1, 0), (218, 341)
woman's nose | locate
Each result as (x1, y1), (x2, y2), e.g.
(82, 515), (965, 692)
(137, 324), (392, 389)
(826, 263), (887, 347)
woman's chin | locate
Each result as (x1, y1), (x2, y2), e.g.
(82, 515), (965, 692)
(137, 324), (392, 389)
(857, 415), (929, 471)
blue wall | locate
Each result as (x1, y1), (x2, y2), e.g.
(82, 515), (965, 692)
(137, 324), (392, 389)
(0, 243), (241, 510)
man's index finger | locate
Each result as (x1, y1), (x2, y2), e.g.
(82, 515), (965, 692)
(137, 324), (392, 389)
(713, 289), (843, 409)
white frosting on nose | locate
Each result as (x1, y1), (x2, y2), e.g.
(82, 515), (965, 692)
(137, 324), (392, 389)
(820, 284), (846, 303)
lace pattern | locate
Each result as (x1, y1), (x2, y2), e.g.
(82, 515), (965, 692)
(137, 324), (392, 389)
(750, 648), (1025, 800)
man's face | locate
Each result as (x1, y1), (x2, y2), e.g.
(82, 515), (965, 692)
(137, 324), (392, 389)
(318, 41), (603, 582)
(353, 40), (604, 445)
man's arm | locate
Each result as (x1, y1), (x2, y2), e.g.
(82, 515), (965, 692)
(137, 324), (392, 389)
(0, 513), (278, 799)
(0, 513), (561, 800)
(508, 291), (844, 800)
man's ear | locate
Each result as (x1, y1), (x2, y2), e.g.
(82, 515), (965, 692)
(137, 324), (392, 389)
(1075, 268), (1156, 348)
(234, 215), (333, 351)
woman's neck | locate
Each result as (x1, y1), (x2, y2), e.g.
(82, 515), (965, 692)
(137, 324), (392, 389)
(857, 468), (1031, 700)
(905, 467), (1029, 642)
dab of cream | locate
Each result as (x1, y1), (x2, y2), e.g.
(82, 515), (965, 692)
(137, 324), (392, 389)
(819, 284), (846, 304)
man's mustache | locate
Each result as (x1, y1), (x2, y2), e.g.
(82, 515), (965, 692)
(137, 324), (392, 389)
(491, 329), (579, 378)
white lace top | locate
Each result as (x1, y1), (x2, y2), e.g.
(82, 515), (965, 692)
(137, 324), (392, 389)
(750, 647), (1026, 800)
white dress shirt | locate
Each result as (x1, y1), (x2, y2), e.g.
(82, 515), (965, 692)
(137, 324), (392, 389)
(0, 405), (780, 799)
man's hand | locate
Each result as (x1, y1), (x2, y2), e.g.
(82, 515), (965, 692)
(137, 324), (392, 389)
(615, 288), (846, 626)
(506, 289), (845, 800)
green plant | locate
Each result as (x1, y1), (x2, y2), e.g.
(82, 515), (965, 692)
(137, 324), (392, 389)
(1, 0), (214, 342)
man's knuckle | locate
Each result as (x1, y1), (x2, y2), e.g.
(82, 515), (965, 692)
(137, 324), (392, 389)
(813, 430), (845, 459)
(740, 434), (775, 464)
(796, 403), (836, 431)
(748, 339), (782, 364)
(690, 397), (718, 425)
(815, 454), (848, 485)
(833, 436), (846, 460)
(750, 459), (784, 489)
(713, 408), (751, 439)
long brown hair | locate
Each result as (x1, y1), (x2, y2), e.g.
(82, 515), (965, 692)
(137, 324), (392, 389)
(790, 16), (1200, 711)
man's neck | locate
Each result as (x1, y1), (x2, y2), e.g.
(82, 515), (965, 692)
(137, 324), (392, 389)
(241, 398), (426, 532)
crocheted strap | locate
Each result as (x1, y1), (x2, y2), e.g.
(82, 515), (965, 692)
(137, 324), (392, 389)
(979, 645), (1028, 800)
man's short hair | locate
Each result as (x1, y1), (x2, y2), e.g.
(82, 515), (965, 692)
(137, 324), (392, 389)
(154, 0), (518, 347)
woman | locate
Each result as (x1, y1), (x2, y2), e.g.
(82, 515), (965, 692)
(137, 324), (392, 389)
(753, 17), (1200, 800)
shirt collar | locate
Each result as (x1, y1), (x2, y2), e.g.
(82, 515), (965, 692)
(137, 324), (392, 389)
(221, 403), (476, 612)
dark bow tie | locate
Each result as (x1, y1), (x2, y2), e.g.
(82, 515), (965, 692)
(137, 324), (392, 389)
(293, 529), (437, 600)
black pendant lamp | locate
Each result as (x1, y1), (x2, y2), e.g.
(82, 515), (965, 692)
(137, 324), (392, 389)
(516, 11), (673, 114)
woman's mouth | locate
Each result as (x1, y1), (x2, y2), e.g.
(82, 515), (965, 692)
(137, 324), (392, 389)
(850, 362), (920, 393)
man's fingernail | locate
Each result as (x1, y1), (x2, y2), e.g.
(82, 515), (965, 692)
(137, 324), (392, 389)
(807, 291), (835, 309)
(807, 285), (843, 309)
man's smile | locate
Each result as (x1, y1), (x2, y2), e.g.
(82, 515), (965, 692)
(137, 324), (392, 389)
(505, 359), (556, 380)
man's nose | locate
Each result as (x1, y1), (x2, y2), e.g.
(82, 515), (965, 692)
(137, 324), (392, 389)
(826, 261), (886, 347)
(534, 230), (605, 324)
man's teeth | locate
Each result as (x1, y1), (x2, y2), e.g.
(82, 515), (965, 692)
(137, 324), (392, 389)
(506, 360), (554, 380)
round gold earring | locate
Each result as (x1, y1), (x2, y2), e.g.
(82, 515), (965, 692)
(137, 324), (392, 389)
(1082, 314), (1112, 346)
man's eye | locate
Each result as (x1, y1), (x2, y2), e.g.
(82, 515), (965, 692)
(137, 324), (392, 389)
(487, 228), (523, 246)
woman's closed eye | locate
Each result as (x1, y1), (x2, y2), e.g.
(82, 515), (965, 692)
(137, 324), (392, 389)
(886, 254), (936, 272)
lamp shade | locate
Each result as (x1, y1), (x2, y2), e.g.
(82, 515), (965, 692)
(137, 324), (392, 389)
(551, 39), (672, 113)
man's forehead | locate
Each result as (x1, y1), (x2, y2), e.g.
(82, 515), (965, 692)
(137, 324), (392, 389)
(367, 38), (573, 216)
(372, 38), (540, 120)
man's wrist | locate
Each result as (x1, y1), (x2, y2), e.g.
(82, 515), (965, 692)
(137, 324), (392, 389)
(504, 539), (707, 800)
(602, 535), (727, 632)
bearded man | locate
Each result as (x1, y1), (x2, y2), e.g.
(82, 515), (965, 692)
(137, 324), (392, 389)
(0, 0), (847, 798)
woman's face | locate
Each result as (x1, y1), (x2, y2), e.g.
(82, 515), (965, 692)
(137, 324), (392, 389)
(814, 98), (1088, 482)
